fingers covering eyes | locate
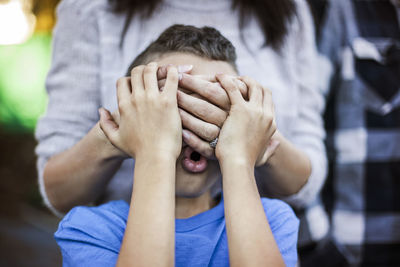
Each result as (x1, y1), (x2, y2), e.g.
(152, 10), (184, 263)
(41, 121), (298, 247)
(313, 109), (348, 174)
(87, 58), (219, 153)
(179, 74), (231, 110)
(179, 108), (220, 141)
(177, 90), (227, 127)
(130, 65), (145, 94)
(163, 66), (179, 97)
(239, 76), (262, 106)
(182, 129), (215, 159)
(143, 62), (159, 94)
(216, 74), (244, 105)
(116, 77), (132, 108)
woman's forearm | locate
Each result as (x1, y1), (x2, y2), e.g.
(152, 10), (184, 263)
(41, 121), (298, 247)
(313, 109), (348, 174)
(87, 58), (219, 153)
(43, 122), (125, 213)
(221, 160), (285, 267)
(117, 153), (175, 267)
(255, 131), (311, 197)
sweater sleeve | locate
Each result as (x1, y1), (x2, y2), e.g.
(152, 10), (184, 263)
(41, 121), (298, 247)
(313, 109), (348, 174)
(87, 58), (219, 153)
(34, 0), (102, 215)
(283, 0), (327, 208)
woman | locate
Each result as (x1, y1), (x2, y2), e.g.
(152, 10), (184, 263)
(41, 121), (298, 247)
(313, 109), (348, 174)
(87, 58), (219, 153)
(35, 0), (326, 215)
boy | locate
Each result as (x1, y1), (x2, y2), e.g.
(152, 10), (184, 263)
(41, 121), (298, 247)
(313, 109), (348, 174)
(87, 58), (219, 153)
(55, 25), (299, 267)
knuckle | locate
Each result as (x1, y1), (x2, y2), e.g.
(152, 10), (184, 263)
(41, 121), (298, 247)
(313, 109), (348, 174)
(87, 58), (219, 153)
(160, 93), (173, 103)
(213, 110), (227, 127)
(221, 110), (228, 121)
(264, 114), (275, 126)
(264, 113), (272, 121)
(251, 106), (263, 117)
(203, 82), (217, 96)
(144, 63), (157, 74)
(119, 99), (129, 109)
(271, 121), (277, 131)
(129, 96), (137, 105)
(201, 125), (217, 140)
(147, 61), (157, 67)
(163, 96), (174, 106)
(236, 79), (247, 89)
(195, 106), (207, 118)
(116, 77), (126, 88)
(240, 75), (251, 83)
(145, 91), (157, 100)
(263, 87), (272, 95)
(143, 67), (152, 76)
(193, 142), (213, 158)
(208, 125), (220, 140)
(257, 107), (265, 116)
(131, 65), (144, 76)
(167, 67), (179, 81)
(243, 76), (257, 86)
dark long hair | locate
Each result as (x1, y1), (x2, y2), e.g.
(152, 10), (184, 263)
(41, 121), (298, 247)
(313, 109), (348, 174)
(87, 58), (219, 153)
(108, 0), (297, 51)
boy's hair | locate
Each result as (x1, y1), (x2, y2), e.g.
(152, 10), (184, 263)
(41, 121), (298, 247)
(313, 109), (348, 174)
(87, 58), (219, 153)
(127, 24), (237, 74)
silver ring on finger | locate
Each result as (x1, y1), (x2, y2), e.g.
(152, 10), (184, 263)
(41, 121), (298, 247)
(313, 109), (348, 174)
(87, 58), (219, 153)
(209, 137), (218, 149)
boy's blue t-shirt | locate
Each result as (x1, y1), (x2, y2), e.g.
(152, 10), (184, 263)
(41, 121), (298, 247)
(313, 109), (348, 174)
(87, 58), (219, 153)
(55, 198), (299, 267)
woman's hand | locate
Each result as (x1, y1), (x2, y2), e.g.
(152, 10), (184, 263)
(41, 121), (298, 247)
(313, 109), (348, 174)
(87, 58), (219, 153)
(96, 108), (129, 159)
(99, 62), (182, 159)
(176, 73), (247, 158)
(215, 74), (278, 166)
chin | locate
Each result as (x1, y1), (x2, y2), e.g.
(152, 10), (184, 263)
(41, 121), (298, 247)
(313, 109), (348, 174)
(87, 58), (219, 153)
(175, 171), (212, 197)
(176, 160), (220, 195)
(175, 184), (211, 198)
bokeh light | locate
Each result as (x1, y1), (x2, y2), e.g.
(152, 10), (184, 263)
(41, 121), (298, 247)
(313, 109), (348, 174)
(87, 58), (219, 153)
(0, 0), (54, 133)
(0, 0), (36, 45)
(0, 33), (51, 132)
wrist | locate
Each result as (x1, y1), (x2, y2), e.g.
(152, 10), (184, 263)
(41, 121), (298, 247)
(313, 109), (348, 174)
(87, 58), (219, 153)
(220, 157), (257, 190)
(135, 150), (178, 164)
(220, 156), (254, 171)
(134, 151), (177, 185)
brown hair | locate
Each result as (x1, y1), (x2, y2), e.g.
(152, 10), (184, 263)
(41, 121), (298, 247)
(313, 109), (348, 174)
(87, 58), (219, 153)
(108, 0), (297, 51)
(126, 24), (237, 74)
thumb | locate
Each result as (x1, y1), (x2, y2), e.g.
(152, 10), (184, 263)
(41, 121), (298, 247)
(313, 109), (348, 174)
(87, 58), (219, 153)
(98, 108), (119, 145)
(256, 139), (280, 167)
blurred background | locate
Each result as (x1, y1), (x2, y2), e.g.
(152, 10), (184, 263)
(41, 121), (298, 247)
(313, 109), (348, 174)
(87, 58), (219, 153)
(0, 0), (61, 265)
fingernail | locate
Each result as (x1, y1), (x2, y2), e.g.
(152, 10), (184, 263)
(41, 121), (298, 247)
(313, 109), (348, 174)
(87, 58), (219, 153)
(182, 130), (190, 140)
(178, 65), (193, 73)
(178, 73), (183, 81)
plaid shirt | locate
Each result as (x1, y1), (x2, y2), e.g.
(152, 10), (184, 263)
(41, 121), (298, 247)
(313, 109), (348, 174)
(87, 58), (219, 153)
(298, 0), (400, 266)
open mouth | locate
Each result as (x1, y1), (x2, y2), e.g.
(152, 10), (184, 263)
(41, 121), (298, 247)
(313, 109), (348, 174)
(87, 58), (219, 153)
(181, 146), (208, 173)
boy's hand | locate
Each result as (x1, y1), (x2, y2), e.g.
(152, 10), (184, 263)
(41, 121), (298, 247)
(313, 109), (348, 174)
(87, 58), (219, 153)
(99, 62), (182, 159)
(215, 74), (278, 166)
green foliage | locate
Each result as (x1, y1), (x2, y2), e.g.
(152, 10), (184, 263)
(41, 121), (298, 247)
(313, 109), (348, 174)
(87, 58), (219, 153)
(0, 32), (51, 133)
